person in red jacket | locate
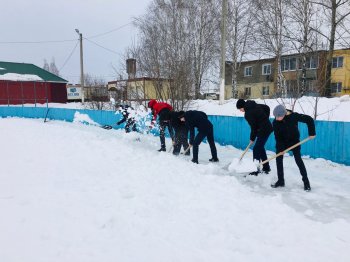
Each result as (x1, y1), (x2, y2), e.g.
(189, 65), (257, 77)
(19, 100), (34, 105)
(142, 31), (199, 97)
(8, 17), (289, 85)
(148, 99), (174, 152)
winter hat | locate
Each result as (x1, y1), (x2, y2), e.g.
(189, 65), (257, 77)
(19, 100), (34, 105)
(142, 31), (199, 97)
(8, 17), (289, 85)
(236, 99), (246, 109)
(148, 99), (157, 109)
(273, 105), (287, 117)
(177, 111), (185, 119)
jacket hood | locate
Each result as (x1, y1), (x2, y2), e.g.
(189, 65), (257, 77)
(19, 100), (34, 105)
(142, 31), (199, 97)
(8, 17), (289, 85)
(148, 99), (157, 108)
(244, 100), (257, 110)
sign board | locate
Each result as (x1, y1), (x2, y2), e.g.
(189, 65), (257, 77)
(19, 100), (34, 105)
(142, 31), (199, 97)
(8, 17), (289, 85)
(67, 87), (82, 100)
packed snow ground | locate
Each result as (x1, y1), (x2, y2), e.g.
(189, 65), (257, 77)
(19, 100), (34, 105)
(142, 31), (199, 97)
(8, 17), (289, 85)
(1, 117), (349, 262)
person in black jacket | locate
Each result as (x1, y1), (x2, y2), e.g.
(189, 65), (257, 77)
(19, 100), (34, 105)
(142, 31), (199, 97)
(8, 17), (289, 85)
(236, 99), (273, 175)
(116, 105), (137, 133)
(271, 105), (316, 191)
(170, 111), (190, 156)
(178, 110), (218, 164)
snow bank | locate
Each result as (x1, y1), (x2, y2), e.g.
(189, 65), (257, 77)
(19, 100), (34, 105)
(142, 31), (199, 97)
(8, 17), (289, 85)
(1, 118), (350, 261)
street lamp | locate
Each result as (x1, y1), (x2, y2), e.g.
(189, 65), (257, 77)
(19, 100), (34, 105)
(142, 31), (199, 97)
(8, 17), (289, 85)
(75, 29), (85, 103)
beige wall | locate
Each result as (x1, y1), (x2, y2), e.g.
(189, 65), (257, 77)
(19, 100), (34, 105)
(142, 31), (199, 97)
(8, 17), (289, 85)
(237, 82), (275, 99)
(127, 79), (171, 100)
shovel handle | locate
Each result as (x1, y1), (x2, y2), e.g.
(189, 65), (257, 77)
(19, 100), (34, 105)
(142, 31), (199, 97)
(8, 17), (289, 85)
(259, 137), (312, 166)
(239, 141), (254, 161)
(168, 144), (174, 153)
(183, 145), (192, 155)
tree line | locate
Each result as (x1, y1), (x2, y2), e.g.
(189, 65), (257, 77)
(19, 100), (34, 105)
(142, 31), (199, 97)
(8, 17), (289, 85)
(122, 0), (350, 103)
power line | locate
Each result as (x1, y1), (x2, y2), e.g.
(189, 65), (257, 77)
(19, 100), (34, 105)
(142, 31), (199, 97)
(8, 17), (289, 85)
(87, 22), (132, 39)
(59, 40), (79, 71)
(0, 22), (133, 44)
(0, 39), (77, 44)
(83, 37), (120, 55)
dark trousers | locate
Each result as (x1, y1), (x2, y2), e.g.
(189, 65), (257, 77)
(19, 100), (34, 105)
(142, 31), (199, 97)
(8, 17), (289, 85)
(159, 121), (174, 149)
(253, 135), (270, 171)
(173, 127), (190, 155)
(125, 119), (137, 133)
(276, 146), (308, 182)
(192, 126), (217, 162)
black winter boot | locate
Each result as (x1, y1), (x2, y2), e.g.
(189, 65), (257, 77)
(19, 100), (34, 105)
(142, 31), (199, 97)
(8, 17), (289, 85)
(262, 167), (271, 174)
(209, 157), (219, 162)
(303, 177), (311, 191)
(191, 159), (198, 164)
(271, 180), (285, 188)
(158, 147), (166, 152)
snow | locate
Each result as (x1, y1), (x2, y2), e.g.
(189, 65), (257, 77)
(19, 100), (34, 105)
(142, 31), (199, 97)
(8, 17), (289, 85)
(73, 111), (99, 126)
(0, 73), (43, 81)
(187, 96), (350, 122)
(1, 117), (350, 261)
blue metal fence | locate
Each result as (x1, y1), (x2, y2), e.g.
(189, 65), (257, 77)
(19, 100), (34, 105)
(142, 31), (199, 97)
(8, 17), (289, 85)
(1, 106), (349, 166)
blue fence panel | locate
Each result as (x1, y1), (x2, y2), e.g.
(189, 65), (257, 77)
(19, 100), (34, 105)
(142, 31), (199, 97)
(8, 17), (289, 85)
(0, 106), (349, 166)
(208, 114), (350, 166)
(209, 115), (276, 151)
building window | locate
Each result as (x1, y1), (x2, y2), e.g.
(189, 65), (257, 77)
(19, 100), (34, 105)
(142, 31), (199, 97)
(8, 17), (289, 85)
(244, 66), (252, 76)
(299, 56), (318, 69)
(331, 82), (342, 93)
(262, 64), (271, 75)
(244, 87), (251, 96)
(281, 57), (297, 71)
(306, 56), (318, 69)
(332, 57), (343, 68)
(262, 86), (269, 96)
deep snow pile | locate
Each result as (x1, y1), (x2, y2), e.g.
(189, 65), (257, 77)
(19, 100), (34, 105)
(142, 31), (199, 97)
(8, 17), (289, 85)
(1, 118), (350, 262)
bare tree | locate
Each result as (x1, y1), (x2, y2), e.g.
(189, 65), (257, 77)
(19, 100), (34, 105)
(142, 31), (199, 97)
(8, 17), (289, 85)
(128, 0), (220, 109)
(311, 0), (350, 96)
(188, 0), (219, 99)
(285, 0), (316, 93)
(226, 0), (256, 98)
(83, 74), (110, 110)
(253, 0), (290, 98)
(43, 57), (60, 76)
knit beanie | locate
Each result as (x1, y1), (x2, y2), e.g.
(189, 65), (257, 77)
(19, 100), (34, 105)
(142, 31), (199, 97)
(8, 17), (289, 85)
(236, 99), (246, 109)
(273, 105), (287, 117)
(177, 111), (185, 118)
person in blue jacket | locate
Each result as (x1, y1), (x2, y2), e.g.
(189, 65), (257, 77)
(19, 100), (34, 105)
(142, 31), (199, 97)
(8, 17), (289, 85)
(178, 110), (218, 164)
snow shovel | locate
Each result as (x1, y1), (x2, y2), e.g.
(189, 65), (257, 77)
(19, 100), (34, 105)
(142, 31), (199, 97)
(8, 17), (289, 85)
(224, 141), (254, 172)
(168, 143), (174, 153)
(257, 137), (312, 170)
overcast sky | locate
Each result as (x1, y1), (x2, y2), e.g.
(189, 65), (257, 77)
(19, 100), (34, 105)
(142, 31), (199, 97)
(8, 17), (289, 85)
(1, 0), (152, 84)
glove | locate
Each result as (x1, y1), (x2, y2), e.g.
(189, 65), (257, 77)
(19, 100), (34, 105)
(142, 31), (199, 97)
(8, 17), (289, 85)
(116, 121), (122, 125)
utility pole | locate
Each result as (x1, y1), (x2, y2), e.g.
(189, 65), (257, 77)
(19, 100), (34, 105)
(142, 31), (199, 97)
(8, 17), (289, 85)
(219, 0), (227, 105)
(75, 29), (85, 103)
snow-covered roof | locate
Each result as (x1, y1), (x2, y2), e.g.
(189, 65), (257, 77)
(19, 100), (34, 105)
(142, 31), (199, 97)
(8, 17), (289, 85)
(0, 73), (43, 81)
(0, 61), (68, 83)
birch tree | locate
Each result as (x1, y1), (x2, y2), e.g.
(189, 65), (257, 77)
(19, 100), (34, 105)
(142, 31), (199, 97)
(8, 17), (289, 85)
(226, 0), (256, 98)
(253, 0), (289, 98)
